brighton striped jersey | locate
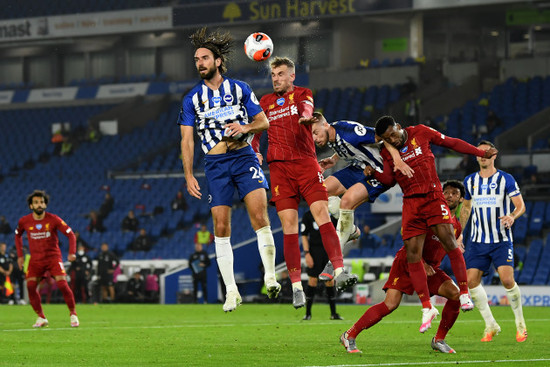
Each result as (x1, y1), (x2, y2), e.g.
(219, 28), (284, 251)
(464, 170), (521, 243)
(327, 120), (383, 170)
(177, 77), (263, 154)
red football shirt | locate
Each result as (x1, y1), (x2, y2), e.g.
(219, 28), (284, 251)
(374, 124), (486, 197)
(256, 86), (316, 162)
(15, 212), (76, 262)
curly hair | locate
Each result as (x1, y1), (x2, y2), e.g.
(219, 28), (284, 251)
(27, 190), (49, 206)
(190, 27), (233, 74)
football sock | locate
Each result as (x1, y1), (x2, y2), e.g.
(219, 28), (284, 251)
(305, 285), (316, 315)
(326, 285), (337, 315)
(319, 223), (344, 269)
(56, 279), (77, 315)
(447, 248), (469, 294)
(215, 236), (238, 294)
(337, 209), (355, 250)
(347, 302), (391, 339)
(470, 284), (497, 327)
(26, 280), (45, 319)
(283, 234), (302, 284)
(292, 281), (303, 291)
(256, 226), (276, 282)
(328, 196), (341, 219)
(505, 282), (526, 329)
(435, 299), (460, 341)
(408, 261), (432, 308)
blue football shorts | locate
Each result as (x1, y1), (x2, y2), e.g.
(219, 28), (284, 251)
(204, 145), (269, 208)
(465, 240), (515, 273)
(332, 165), (390, 203)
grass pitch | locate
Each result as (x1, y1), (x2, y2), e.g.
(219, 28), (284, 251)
(1, 302), (549, 367)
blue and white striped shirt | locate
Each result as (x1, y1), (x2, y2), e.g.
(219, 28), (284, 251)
(464, 170), (521, 243)
(177, 77), (263, 154)
(328, 120), (384, 170)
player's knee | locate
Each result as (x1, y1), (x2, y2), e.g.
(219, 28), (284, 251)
(214, 222), (230, 237)
(384, 299), (399, 312)
(501, 277), (515, 289)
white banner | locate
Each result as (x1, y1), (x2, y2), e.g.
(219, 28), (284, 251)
(27, 87), (78, 103)
(371, 185), (404, 213)
(96, 83), (149, 99)
(0, 91), (14, 104)
(0, 7), (172, 43)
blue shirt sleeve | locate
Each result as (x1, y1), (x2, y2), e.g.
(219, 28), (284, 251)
(333, 121), (377, 146)
(177, 94), (196, 126)
(503, 172), (521, 197)
(238, 81), (263, 118)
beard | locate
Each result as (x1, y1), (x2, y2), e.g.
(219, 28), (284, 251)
(198, 65), (217, 80)
(32, 207), (44, 215)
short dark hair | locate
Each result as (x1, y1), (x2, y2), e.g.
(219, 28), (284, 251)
(190, 27), (233, 74)
(27, 190), (49, 206)
(375, 115), (397, 136)
(443, 180), (465, 198)
(477, 140), (496, 149)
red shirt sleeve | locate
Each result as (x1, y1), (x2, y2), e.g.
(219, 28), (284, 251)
(372, 152), (397, 187)
(55, 215), (77, 255)
(423, 125), (486, 157)
(297, 89), (314, 119)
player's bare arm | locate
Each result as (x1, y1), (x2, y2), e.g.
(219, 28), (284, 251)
(459, 199), (472, 230)
(381, 140), (414, 178)
(499, 194), (525, 229)
(301, 235), (313, 268)
(225, 111), (269, 137)
(319, 154), (339, 172)
(180, 125), (201, 199)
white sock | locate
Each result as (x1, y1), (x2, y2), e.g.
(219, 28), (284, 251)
(470, 284), (497, 327)
(292, 281), (303, 291)
(334, 266), (344, 278)
(215, 236), (237, 294)
(337, 209), (355, 249)
(256, 226), (276, 283)
(506, 282), (526, 330)
(328, 196), (341, 219)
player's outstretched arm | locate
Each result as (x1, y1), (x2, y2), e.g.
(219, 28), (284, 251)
(225, 111), (269, 137)
(180, 125), (201, 199)
(459, 199), (472, 230)
(319, 154), (339, 172)
(499, 194), (526, 229)
(382, 140), (414, 178)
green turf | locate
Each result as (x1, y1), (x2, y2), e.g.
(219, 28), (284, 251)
(1, 302), (549, 367)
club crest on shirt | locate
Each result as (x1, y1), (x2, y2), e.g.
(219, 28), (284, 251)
(411, 138), (418, 147)
(223, 94), (234, 104)
(276, 97), (285, 106)
(289, 93), (294, 103)
(46, 223), (51, 230)
(489, 182), (497, 190)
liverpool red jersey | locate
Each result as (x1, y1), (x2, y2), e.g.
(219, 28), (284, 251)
(15, 212), (76, 262)
(375, 124), (485, 197)
(257, 86), (316, 162)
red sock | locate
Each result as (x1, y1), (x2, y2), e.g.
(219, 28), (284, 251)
(435, 299), (460, 341)
(319, 223), (343, 269)
(447, 248), (469, 294)
(347, 302), (391, 339)
(408, 261), (432, 308)
(56, 279), (77, 315)
(283, 234), (302, 283)
(26, 280), (45, 318)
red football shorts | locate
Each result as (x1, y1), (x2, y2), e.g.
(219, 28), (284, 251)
(269, 158), (328, 211)
(26, 258), (66, 279)
(401, 190), (453, 240)
(383, 251), (451, 296)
